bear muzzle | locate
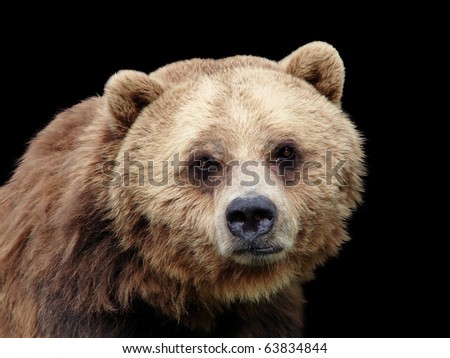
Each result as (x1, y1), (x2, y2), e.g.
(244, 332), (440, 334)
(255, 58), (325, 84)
(226, 195), (282, 256)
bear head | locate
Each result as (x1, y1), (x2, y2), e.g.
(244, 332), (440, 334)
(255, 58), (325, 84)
(103, 41), (364, 310)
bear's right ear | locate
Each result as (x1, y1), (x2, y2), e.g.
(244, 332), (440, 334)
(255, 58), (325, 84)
(104, 70), (163, 128)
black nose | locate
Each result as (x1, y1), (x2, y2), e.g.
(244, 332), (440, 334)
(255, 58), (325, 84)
(226, 195), (276, 241)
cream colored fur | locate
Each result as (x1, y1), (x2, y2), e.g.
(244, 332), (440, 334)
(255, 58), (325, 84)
(0, 42), (364, 337)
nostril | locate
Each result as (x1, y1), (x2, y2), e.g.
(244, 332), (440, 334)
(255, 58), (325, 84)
(253, 209), (273, 223)
(227, 211), (246, 224)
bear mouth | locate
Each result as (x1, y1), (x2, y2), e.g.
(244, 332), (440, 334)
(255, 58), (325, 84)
(233, 245), (284, 256)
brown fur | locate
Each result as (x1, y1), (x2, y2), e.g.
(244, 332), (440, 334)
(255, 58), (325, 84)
(0, 42), (364, 337)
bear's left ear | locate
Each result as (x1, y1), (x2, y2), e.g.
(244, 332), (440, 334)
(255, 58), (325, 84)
(279, 41), (345, 106)
(104, 70), (163, 128)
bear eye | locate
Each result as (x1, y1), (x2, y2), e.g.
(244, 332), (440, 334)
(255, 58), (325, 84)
(196, 157), (220, 172)
(276, 146), (296, 161)
(277, 147), (295, 160)
(189, 155), (223, 189)
(271, 144), (302, 178)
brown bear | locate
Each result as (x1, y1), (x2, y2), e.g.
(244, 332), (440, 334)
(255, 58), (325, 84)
(0, 41), (364, 337)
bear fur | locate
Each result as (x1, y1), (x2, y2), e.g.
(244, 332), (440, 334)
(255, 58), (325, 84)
(0, 42), (364, 337)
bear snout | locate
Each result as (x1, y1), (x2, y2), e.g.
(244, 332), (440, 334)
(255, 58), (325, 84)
(226, 195), (276, 243)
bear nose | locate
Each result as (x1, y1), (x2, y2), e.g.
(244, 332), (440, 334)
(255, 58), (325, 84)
(226, 195), (276, 241)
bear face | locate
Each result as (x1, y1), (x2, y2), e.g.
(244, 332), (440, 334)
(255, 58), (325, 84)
(106, 44), (363, 304)
(0, 42), (364, 337)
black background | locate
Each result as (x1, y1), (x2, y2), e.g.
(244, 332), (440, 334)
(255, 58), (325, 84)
(1, 13), (447, 337)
